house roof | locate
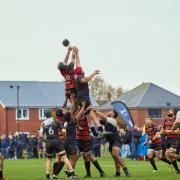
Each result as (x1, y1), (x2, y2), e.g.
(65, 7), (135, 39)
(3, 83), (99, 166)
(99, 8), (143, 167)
(100, 82), (180, 110)
(0, 81), (98, 108)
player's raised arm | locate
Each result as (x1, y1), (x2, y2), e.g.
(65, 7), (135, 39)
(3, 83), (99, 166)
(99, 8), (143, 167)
(92, 108), (107, 121)
(80, 70), (100, 84)
(75, 102), (86, 120)
(63, 46), (72, 65)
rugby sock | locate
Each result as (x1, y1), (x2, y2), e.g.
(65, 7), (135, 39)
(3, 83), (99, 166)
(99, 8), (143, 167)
(123, 167), (130, 176)
(54, 161), (65, 175)
(149, 158), (157, 170)
(92, 160), (104, 174)
(171, 160), (180, 172)
(90, 127), (98, 137)
(69, 170), (75, 176)
(98, 126), (103, 133)
(160, 157), (171, 165)
(0, 171), (3, 179)
(53, 162), (59, 175)
(85, 161), (91, 176)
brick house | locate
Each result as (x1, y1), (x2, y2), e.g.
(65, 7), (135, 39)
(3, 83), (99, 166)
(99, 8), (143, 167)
(0, 81), (97, 134)
(99, 82), (180, 127)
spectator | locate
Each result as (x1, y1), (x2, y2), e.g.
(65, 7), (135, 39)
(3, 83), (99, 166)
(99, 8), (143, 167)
(121, 128), (132, 158)
(92, 137), (101, 157)
(8, 134), (17, 159)
(31, 134), (39, 158)
(130, 124), (142, 160)
(139, 131), (148, 160)
(0, 134), (9, 159)
(38, 137), (44, 159)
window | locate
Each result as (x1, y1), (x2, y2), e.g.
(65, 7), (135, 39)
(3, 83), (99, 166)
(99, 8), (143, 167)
(148, 109), (161, 119)
(16, 109), (29, 120)
(39, 108), (46, 120)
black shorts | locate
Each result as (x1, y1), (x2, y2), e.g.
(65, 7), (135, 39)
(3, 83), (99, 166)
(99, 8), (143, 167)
(78, 140), (92, 155)
(148, 143), (162, 151)
(166, 138), (179, 151)
(46, 139), (65, 157)
(107, 135), (121, 152)
(65, 141), (77, 155)
(65, 88), (77, 98)
(78, 98), (91, 109)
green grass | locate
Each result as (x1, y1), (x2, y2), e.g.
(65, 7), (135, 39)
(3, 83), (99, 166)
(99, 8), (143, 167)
(3, 157), (180, 180)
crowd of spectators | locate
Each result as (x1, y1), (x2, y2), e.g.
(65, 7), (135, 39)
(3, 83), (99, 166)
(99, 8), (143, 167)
(0, 133), (44, 159)
(0, 125), (151, 160)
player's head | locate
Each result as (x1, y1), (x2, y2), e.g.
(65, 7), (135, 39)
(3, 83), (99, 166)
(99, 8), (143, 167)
(57, 62), (68, 71)
(45, 109), (52, 118)
(145, 117), (152, 126)
(107, 110), (118, 118)
(64, 112), (72, 122)
(74, 66), (84, 76)
(56, 108), (64, 119)
(168, 108), (177, 118)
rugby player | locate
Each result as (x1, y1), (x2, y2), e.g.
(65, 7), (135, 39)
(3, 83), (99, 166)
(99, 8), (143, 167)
(39, 110), (79, 179)
(161, 109), (180, 174)
(74, 50), (103, 137)
(144, 117), (172, 172)
(57, 46), (77, 114)
(75, 103), (106, 177)
(91, 108), (131, 177)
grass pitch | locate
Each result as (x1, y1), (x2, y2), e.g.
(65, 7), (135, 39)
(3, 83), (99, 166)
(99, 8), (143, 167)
(4, 157), (180, 180)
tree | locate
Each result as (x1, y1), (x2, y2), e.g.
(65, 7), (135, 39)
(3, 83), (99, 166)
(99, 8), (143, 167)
(89, 76), (124, 102)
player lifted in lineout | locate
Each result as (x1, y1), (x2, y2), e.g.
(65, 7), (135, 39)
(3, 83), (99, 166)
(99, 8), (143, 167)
(57, 39), (77, 114)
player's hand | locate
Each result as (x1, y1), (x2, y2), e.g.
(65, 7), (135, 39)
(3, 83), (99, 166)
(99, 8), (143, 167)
(94, 70), (100, 75)
(91, 107), (97, 112)
(81, 101), (86, 107)
(68, 45), (73, 51)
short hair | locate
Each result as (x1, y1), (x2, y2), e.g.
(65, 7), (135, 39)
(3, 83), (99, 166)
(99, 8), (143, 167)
(64, 112), (71, 121)
(44, 109), (52, 118)
(170, 108), (177, 115)
(56, 109), (64, 117)
(113, 110), (119, 119)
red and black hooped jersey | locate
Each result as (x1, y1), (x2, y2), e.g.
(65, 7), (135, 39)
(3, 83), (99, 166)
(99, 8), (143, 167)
(163, 118), (177, 139)
(76, 115), (91, 140)
(145, 124), (161, 144)
(60, 69), (76, 90)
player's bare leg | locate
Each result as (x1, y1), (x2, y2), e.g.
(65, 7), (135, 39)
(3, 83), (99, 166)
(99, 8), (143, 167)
(69, 154), (79, 169)
(111, 146), (130, 176)
(45, 156), (52, 179)
(148, 149), (158, 172)
(166, 149), (180, 173)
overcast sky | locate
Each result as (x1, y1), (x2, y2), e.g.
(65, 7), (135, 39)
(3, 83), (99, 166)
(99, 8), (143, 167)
(0, 0), (180, 95)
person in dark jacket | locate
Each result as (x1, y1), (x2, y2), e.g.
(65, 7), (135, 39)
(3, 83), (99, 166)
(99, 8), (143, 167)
(121, 128), (132, 158)
(8, 135), (17, 159)
(130, 124), (142, 160)
(0, 134), (9, 160)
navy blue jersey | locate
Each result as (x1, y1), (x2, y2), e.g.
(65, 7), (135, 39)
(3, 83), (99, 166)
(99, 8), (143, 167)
(65, 119), (77, 143)
(104, 117), (119, 141)
(44, 120), (62, 140)
(76, 76), (90, 100)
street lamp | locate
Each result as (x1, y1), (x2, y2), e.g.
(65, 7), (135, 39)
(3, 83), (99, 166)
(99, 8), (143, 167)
(10, 85), (20, 133)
